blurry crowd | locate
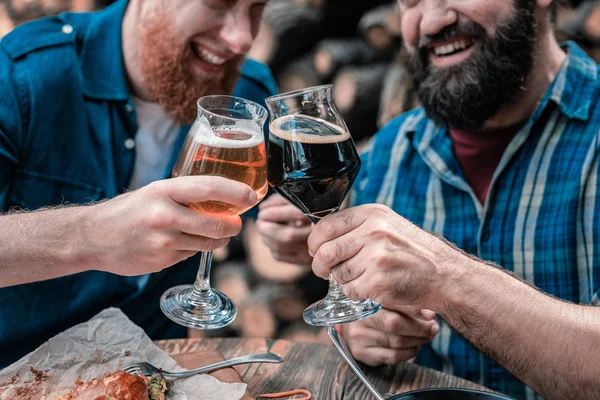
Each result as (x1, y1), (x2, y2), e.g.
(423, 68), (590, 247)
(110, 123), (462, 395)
(1, 0), (599, 344)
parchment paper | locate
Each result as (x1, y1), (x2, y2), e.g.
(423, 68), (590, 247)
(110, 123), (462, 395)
(0, 308), (246, 400)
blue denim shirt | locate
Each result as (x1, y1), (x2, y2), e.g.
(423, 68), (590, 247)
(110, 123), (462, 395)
(0, 0), (276, 368)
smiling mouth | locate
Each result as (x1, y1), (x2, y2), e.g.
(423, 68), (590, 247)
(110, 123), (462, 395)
(190, 43), (228, 66)
(429, 37), (476, 57)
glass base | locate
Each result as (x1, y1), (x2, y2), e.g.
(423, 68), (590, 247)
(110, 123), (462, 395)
(160, 284), (237, 330)
(302, 293), (382, 326)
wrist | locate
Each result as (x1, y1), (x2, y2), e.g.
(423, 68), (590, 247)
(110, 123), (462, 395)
(432, 242), (479, 315)
(56, 205), (98, 273)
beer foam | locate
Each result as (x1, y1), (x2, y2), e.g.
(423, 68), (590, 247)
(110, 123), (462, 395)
(191, 124), (264, 148)
(269, 115), (351, 144)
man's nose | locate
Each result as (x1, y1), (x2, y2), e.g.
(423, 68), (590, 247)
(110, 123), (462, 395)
(220, 12), (253, 55)
(419, 0), (458, 38)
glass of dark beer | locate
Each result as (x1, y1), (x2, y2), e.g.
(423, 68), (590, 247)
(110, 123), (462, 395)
(265, 85), (381, 326)
(160, 95), (268, 329)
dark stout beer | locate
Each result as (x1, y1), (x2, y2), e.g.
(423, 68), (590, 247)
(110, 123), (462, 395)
(267, 115), (360, 220)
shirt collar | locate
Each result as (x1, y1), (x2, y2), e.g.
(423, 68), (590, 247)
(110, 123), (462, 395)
(548, 41), (598, 121)
(80, 0), (130, 101)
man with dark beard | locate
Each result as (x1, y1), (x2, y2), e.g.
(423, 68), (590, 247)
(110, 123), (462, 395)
(256, 0), (600, 398)
(0, 0), (275, 368)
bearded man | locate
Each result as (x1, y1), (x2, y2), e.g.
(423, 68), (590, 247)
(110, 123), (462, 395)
(256, 0), (600, 398)
(0, 0), (275, 368)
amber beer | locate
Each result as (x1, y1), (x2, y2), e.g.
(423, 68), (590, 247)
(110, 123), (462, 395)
(173, 127), (267, 215)
(267, 115), (360, 220)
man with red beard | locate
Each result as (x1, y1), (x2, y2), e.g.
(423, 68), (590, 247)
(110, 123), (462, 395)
(0, 0), (275, 368)
(257, 0), (600, 398)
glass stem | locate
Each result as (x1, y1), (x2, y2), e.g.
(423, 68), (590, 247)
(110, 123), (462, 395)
(328, 274), (346, 300)
(308, 213), (347, 302)
(192, 251), (214, 300)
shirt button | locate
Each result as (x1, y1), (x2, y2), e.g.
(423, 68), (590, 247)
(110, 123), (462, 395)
(124, 138), (136, 150)
(124, 104), (134, 113)
(62, 24), (74, 35)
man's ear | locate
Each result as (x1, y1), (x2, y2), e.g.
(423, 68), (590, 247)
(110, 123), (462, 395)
(536, 0), (553, 9)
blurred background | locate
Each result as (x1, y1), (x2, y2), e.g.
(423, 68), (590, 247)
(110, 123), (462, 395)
(1, 0), (598, 342)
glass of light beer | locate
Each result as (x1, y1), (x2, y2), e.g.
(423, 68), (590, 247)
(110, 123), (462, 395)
(266, 84), (381, 326)
(160, 95), (268, 329)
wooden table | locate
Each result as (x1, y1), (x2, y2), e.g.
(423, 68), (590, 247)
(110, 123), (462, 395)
(156, 338), (492, 399)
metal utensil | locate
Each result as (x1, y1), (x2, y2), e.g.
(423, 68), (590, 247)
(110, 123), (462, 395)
(123, 351), (283, 378)
(328, 327), (386, 400)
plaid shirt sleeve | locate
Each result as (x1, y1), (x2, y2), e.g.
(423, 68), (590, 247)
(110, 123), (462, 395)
(579, 130), (600, 305)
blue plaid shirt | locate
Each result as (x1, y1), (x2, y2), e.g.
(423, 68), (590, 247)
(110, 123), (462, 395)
(352, 42), (600, 399)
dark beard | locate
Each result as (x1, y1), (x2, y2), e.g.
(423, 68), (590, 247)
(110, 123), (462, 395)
(139, 11), (242, 125)
(405, 1), (536, 131)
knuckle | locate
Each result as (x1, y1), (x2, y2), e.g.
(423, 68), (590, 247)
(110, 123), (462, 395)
(405, 347), (419, 360)
(153, 234), (176, 250)
(372, 203), (391, 214)
(199, 178), (219, 198)
(388, 335), (404, 349)
(203, 237), (229, 251)
(370, 272), (388, 294)
(354, 349), (374, 365)
(318, 243), (336, 266)
(255, 219), (265, 230)
(320, 219), (336, 237)
(345, 326), (361, 342)
(374, 252), (391, 267)
(206, 218), (226, 238)
(388, 350), (406, 365)
(210, 217), (241, 239)
(145, 180), (168, 198)
(383, 313), (403, 333)
(335, 263), (353, 284)
(344, 284), (361, 300)
(280, 228), (297, 243)
(146, 204), (176, 229)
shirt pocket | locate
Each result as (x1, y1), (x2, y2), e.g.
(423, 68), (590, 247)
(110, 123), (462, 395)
(9, 170), (104, 211)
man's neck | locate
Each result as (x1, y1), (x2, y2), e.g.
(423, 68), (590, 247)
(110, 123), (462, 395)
(482, 30), (566, 132)
(122, 1), (154, 101)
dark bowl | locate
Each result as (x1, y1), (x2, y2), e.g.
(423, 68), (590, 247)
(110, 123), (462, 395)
(387, 388), (514, 400)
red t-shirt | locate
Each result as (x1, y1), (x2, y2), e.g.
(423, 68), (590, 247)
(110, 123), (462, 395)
(449, 124), (521, 203)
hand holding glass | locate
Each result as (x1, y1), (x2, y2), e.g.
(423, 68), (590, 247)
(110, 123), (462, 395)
(160, 95), (268, 330)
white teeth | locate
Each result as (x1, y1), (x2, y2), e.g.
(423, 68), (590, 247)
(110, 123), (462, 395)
(194, 45), (226, 65)
(433, 38), (475, 56)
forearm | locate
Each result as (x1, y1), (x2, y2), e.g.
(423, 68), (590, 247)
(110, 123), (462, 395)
(0, 206), (94, 287)
(438, 257), (600, 399)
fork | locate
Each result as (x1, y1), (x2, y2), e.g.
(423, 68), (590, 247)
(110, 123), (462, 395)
(123, 352), (283, 378)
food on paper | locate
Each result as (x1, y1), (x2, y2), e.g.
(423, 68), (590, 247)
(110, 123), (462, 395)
(51, 371), (170, 400)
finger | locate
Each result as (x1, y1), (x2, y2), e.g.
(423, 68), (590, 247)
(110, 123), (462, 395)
(271, 250), (313, 265)
(360, 308), (438, 338)
(312, 229), (364, 280)
(307, 206), (370, 257)
(258, 203), (309, 224)
(258, 193), (289, 209)
(421, 309), (437, 320)
(256, 220), (312, 244)
(352, 346), (419, 367)
(166, 176), (257, 209)
(350, 326), (429, 349)
(176, 250), (198, 262)
(330, 259), (365, 285)
(391, 305), (435, 320)
(175, 233), (231, 252)
(177, 206), (243, 239)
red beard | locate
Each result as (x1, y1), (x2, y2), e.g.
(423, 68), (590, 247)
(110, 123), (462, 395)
(139, 13), (243, 124)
